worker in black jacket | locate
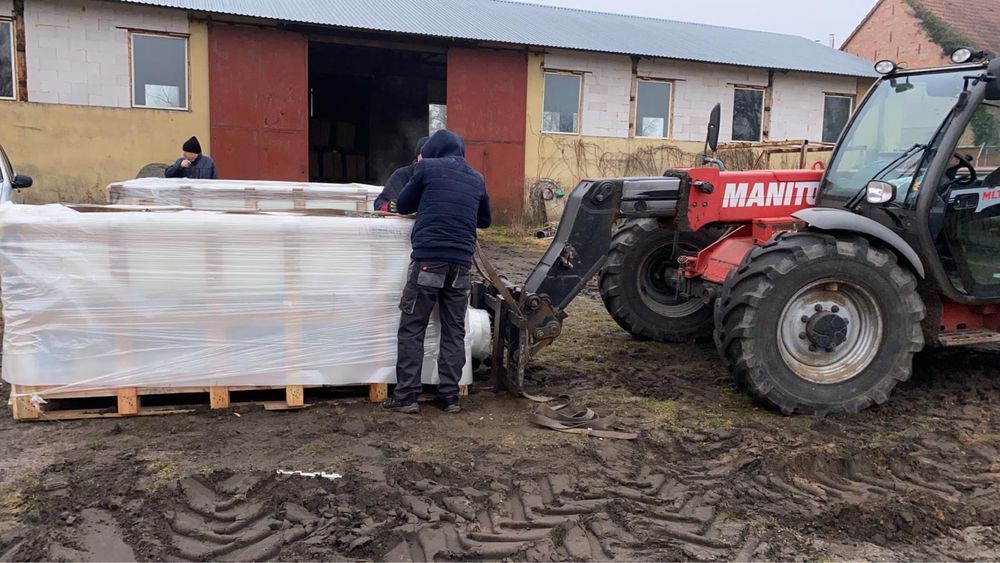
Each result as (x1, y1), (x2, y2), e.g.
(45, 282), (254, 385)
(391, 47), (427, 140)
(374, 136), (428, 212)
(165, 136), (218, 180)
(383, 129), (491, 414)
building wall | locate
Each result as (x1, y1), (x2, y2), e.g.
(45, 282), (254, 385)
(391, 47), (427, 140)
(2, 13), (210, 204)
(524, 50), (864, 220)
(24, 0), (188, 107)
(208, 23), (308, 182)
(770, 71), (860, 141)
(842, 0), (949, 68)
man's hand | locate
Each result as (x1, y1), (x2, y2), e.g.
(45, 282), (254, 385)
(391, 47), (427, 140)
(389, 200), (398, 214)
(180, 159), (192, 169)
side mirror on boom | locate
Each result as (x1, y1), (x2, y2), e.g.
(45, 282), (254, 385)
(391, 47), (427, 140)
(701, 103), (726, 171)
(706, 103), (720, 153)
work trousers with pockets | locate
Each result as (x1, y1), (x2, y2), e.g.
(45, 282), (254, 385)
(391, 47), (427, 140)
(395, 260), (471, 402)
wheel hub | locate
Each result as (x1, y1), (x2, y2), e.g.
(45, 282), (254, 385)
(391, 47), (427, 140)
(778, 280), (883, 385)
(636, 240), (704, 317)
(803, 308), (849, 350)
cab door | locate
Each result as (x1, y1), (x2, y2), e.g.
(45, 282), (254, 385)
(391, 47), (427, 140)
(939, 102), (1000, 297)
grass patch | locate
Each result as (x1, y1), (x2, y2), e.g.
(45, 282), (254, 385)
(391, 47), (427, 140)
(477, 227), (550, 249)
(581, 385), (816, 432)
(0, 484), (30, 514)
(535, 298), (625, 372)
(146, 461), (180, 492)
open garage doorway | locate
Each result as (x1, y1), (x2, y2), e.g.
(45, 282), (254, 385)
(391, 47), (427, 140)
(308, 42), (447, 185)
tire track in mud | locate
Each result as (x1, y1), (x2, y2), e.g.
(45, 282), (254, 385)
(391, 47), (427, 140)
(383, 470), (758, 562)
(167, 473), (316, 562)
(729, 400), (1000, 556)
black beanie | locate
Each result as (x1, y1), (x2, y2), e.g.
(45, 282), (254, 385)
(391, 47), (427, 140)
(182, 136), (202, 154)
(415, 136), (429, 159)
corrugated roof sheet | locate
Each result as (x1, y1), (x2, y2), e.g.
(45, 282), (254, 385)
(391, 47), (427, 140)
(119, 0), (878, 77)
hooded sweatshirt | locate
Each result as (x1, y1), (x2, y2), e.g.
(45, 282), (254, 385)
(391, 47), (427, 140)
(397, 129), (491, 266)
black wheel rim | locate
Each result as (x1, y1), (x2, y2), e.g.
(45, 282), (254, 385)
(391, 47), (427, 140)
(636, 239), (705, 317)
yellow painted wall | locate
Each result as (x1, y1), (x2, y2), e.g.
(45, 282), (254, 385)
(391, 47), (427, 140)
(1, 21), (211, 204)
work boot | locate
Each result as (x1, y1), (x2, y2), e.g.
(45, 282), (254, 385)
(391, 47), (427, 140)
(434, 395), (461, 413)
(382, 396), (419, 414)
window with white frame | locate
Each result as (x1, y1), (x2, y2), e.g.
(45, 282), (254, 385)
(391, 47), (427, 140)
(0, 19), (14, 100)
(542, 72), (581, 134)
(822, 94), (853, 143)
(635, 80), (672, 138)
(732, 87), (764, 142)
(131, 33), (188, 109)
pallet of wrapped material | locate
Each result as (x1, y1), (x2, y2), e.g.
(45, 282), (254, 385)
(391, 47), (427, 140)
(0, 203), (477, 399)
(106, 178), (381, 212)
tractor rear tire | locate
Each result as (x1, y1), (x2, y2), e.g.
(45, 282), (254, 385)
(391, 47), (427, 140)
(714, 232), (925, 415)
(599, 219), (716, 343)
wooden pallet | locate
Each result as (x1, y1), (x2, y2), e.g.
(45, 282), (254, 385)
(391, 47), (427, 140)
(8, 383), (469, 422)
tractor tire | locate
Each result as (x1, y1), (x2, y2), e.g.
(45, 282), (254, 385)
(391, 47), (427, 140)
(599, 219), (716, 343)
(714, 232), (925, 415)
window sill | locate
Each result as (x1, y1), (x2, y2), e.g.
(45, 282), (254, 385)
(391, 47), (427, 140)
(131, 104), (191, 112)
(541, 130), (581, 136)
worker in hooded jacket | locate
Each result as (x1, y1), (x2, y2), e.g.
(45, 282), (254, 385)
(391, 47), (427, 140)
(374, 136), (429, 213)
(383, 129), (491, 414)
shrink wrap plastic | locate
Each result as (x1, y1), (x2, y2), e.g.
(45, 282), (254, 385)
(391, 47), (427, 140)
(0, 203), (485, 396)
(107, 178), (382, 212)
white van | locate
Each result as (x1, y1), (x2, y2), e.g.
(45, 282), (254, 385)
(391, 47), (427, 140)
(0, 144), (31, 202)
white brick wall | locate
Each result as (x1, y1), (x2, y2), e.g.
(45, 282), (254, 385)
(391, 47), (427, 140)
(543, 51), (632, 138)
(24, 0), (188, 107)
(638, 58), (768, 142)
(542, 49), (859, 143)
(770, 71), (858, 141)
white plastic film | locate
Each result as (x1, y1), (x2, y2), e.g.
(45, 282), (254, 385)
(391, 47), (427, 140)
(0, 203), (485, 396)
(107, 178), (383, 212)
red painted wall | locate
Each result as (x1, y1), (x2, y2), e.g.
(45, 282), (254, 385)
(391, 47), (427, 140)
(208, 24), (309, 181)
(447, 48), (528, 224)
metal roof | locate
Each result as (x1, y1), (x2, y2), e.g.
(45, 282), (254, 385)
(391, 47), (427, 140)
(120, 0), (878, 77)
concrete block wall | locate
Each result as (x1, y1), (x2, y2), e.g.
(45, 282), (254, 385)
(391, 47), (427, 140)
(842, 0), (948, 68)
(543, 51), (632, 138)
(638, 58), (768, 142)
(541, 49), (860, 144)
(770, 72), (858, 141)
(24, 0), (188, 107)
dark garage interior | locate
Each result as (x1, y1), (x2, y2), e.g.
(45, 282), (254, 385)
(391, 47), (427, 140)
(308, 42), (448, 185)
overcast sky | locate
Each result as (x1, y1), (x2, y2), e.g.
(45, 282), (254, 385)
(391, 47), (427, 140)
(518, 0), (879, 48)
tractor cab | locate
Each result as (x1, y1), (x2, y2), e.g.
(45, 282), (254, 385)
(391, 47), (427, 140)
(819, 51), (1000, 303)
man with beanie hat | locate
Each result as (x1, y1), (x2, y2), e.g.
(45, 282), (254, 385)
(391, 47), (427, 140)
(165, 136), (218, 179)
(382, 129), (491, 415)
(374, 136), (429, 213)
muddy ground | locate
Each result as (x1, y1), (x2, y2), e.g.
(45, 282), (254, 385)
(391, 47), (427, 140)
(3, 231), (1000, 561)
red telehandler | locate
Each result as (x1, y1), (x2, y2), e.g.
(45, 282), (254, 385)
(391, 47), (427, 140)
(474, 50), (1000, 415)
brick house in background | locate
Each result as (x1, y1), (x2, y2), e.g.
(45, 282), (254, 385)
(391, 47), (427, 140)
(842, 0), (1000, 68)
